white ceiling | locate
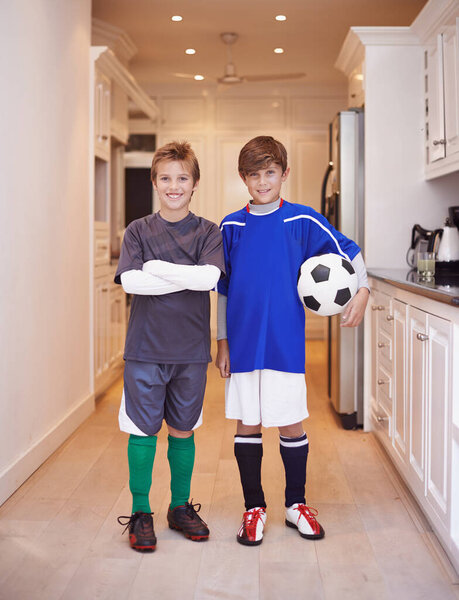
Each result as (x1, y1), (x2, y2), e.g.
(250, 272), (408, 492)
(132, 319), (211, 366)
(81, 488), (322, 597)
(92, 0), (427, 88)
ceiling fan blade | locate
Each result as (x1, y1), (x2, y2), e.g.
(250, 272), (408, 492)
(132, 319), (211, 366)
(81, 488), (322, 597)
(243, 72), (306, 82)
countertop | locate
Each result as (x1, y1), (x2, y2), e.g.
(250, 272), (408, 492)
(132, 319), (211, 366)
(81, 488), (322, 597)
(367, 268), (459, 306)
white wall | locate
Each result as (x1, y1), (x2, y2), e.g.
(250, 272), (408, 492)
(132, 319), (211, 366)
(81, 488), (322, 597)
(0, 0), (93, 504)
(364, 44), (459, 269)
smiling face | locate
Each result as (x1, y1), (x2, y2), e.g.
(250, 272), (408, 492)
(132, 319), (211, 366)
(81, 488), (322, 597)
(241, 162), (290, 205)
(153, 159), (199, 222)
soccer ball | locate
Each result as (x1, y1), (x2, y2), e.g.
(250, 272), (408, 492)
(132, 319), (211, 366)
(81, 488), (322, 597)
(297, 253), (358, 316)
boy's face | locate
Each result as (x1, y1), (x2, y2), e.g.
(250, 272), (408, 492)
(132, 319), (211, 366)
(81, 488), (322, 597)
(153, 159), (198, 222)
(241, 162), (290, 205)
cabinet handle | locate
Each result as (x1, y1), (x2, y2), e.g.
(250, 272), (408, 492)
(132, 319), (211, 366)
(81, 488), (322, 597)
(377, 342), (389, 348)
(386, 315), (394, 321)
(377, 379), (387, 385)
(102, 287), (108, 292)
(99, 245), (108, 250)
(416, 333), (429, 342)
(371, 305), (385, 311)
(102, 135), (108, 140)
(432, 139), (446, 145)
(377, 415), (389, 422)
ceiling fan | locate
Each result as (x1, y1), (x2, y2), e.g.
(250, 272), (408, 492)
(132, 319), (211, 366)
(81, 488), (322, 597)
(174, 32), (306, 84)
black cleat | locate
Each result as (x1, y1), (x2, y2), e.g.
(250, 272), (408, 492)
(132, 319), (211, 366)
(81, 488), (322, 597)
(167, 501), (209, 541)
(118, 511), (157, 552)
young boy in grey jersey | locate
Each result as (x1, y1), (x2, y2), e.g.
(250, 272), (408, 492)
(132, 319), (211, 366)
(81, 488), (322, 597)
(115, 141), (225, 552)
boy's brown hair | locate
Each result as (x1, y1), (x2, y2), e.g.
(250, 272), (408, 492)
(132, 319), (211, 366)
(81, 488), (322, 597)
(151, 140), (200, 184)
(238, 136), (288, 176)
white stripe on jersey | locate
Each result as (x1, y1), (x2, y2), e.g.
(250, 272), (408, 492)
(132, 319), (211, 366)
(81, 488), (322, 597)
(221, 221), (246, 230)
(283, 214), (351, 260)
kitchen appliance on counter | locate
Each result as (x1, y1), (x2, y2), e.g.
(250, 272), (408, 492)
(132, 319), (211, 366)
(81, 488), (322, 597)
(406, 224), (442, 268)
(321, 109), (364, 429)
(436, 206), (459, 274)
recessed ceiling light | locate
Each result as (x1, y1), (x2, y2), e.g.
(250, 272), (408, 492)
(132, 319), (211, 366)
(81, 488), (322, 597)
(185, 48), (196, 55)
(275, 15), (287, 21)
(194, 74), (204, 81)
(171, 15), (182, 22)
(274, 48), (284, 54)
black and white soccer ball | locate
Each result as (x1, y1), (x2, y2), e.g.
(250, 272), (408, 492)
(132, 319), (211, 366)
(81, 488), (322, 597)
(297, 253), (358, 316)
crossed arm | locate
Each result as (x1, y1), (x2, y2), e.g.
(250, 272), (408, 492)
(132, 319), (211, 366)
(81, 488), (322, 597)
(120, 260), (221, 295)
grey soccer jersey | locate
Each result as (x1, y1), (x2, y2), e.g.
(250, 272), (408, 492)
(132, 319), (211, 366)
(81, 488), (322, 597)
(115, 211), (224, 364)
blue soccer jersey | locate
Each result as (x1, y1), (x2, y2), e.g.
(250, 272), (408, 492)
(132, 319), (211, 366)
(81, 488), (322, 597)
(218, 200), (361, 374)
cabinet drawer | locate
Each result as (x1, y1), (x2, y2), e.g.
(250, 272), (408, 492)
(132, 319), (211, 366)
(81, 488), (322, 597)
(380, 309), (394, 336)
(376, 363), (392, 412)
(371, 399), (391, 439)
(377, 328), (392, 364)
(94, 222), (110, 266)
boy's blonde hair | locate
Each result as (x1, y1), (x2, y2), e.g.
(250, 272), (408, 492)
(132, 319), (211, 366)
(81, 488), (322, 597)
(238, 136), (288, 176)
(151, 141), (200, 184)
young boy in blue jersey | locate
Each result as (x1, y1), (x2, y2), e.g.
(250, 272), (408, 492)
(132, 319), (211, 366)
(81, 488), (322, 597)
(216, 136), (369, 545)
(115, 141), (225, 552)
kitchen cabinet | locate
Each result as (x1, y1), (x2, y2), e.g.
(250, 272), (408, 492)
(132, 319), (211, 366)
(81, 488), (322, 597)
(423, 17), (459, 178)
(368, 276), (458, 572)
(94, 69), (111, 161)
(94, 269), (126, 396)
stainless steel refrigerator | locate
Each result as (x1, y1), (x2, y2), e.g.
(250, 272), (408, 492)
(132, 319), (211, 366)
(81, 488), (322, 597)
(320, 109), (364, 429)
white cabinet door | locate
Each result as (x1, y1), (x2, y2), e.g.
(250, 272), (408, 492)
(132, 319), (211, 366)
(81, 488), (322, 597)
(94, 277), (110, 379)
(427, 35), (446, 163)
(393, 299), (407, 462)
(94, 71), (111, 161)
(425, 314), (451, 524)
(408, 307), (427, 496)
(443, 22), (459, 158)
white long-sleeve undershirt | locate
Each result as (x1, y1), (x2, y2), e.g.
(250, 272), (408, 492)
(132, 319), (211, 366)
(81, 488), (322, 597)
(120, 261), (221, 296)
(216, 251), (370, 340)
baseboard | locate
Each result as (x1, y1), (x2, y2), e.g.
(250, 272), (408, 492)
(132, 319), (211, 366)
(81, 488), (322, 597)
(0, 391), (95, 506)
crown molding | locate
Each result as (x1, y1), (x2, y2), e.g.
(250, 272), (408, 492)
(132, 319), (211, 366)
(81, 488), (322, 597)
(411, 0), (459, 43)
(92, 18), (137, 64)
(335, 27), (420, 76)
(93, 48), (159, 121)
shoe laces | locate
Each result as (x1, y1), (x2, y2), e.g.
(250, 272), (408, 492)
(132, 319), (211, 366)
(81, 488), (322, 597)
(184, 500), (208, 526)
(243, 508), (265, 538)
(294, 504), (319, 525)
(117, 511), (154, 535)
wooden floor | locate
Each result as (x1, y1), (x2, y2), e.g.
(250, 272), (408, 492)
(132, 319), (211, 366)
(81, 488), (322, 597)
(1, 341), (458, 600)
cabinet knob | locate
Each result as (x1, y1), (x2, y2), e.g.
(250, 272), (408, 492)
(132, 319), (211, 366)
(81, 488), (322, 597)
(432, 139), (446, 145)
(416, 333), (429, 342)
(377, 379), (387, 385)
(102, 287), (108, 292)
(371, 305), (385, 311)
(101, 135), (108, 141)
(377, 415), (389, 422)
(386, 315), (394, 321)
(377, 342), (389, 348)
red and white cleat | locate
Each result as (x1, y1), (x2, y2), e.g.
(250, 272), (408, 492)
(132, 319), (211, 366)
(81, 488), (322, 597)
(285, 503), (325, 539)
(236, 507), (267, 546)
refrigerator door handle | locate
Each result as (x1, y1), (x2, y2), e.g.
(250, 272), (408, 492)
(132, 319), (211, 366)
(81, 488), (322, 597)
(320, 161), (333, 216)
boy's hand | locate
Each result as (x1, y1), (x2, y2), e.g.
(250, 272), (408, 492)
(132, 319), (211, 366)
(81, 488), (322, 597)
(340, 287), (370, 328)
(215, 339), (231, 378)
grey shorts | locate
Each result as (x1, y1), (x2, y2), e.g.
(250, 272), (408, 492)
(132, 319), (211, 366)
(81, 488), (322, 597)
(119, 361), (208, 436)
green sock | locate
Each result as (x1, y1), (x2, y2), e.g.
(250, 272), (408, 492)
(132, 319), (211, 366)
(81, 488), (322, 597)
(128, 434), (157, 514)
(167, 433), (195, 510)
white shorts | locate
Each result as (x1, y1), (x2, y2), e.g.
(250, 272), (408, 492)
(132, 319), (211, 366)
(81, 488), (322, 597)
(225, 369), (308, 428)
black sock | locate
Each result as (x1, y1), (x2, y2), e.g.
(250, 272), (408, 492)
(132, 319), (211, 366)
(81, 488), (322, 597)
(279, 432), (309, 507)
(234, 434), (266, 510)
